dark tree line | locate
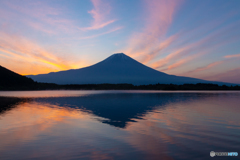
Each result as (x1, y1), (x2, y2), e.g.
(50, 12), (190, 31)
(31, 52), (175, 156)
(1, 82), (240, 91)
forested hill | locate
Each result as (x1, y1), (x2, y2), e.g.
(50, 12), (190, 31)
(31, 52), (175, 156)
(0, 65), (35, 90)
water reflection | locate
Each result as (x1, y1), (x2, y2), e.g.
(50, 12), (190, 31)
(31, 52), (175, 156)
(0, 91), (240, 160)
(0, 97), (30, 115)
(35, 93), (239, 129)
(34, 93), (201, 128)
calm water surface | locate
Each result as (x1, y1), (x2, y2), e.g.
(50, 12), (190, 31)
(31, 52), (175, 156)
(0, 90), (240, 160)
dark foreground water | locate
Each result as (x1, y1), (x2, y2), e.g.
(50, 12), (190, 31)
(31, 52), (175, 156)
(0, 91), (239, 160)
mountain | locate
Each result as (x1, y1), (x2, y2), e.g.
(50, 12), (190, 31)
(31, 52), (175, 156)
(0, 65), (35, 89)
(27, 53), (230, 85)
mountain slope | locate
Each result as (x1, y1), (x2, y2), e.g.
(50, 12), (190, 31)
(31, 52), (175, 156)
(0, 66), (34, 86)
(0, 66), (35, 89)
(27, 53), (229, 85)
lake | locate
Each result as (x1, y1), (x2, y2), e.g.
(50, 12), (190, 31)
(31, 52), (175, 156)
(0, 90), (240, 160)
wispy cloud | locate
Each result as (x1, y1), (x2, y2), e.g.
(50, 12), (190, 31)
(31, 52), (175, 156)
(181, 61), (224, 76)
(192, 61), (224, 73)
(162, 54), (200, 72)
(141, 35), (178, 64)
(202, 67), (240, 84)
(79, 0), (116, 31)
(124, 0), (181, 59)
(225, 53), (240, 58)
(150, 44), (194, 69)
(3, 0), (77, 34)
(149, 18), (240, 72)
(0, 49), (60, 75)
(0, 32), (83, 75)
(78, 26), (123, 39)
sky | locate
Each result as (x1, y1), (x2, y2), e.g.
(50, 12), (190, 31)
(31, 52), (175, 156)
(0, 0), (240, 84)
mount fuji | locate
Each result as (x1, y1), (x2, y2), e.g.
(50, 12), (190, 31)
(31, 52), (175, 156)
(27, 53), (229, 85)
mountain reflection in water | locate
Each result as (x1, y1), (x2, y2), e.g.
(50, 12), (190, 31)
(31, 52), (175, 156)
(0, 91), (240, 160)
(0, 97), (30, 115)
(34, 93), (209, 128)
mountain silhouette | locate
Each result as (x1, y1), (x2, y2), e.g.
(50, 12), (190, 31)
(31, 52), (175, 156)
(28, 53), (229, 85)
(0, 65), (35, 89)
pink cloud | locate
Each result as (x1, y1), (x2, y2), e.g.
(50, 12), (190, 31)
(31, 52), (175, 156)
(2, 0), (78, 34)
(79, 0), (116, 31)
(176, 60), (225, 78)
(78, 26), (123, 39)
(141, 35), (178, 64)
(150, 45), (194, 70)
(224, 53), (240, 58)
(149, 19), (240, 72)
(164, 58), (193, 71)
(124, 0), (181, 59)
(160, 51), (208, 72)
(191, 61), (224, 73)
(202, 67), (240, 84)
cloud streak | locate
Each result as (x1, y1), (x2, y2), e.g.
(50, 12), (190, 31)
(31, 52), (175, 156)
(225, 53), (240, 58)
(191, 61), (224, 73)
(149, 18), (240, 72)
(141, 35), (178, 64)
(150, 44), (196, 70)
(124, 0), (181, 60)
(79, 0), (116, 31)
(203, 67), (240, 84)
(0, 32), (83, 75)
(3, 0), (77, 34)
(162, 54), (200, 71)
(78, 26), (123, 39)
(180, 61), (224, 77)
